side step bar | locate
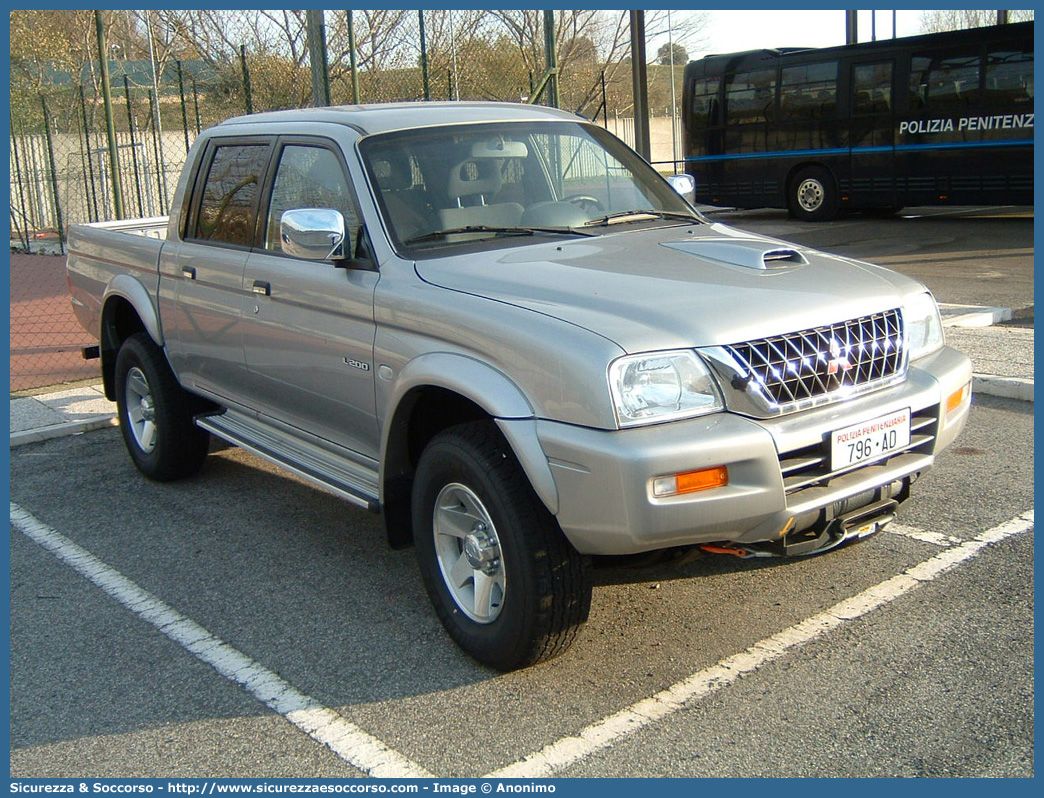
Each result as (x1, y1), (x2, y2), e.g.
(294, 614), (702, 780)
(197, 411), (381, 513)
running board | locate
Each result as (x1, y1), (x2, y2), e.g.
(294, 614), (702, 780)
(197, 411), (381, 513)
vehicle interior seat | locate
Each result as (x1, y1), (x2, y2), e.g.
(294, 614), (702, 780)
(369, 148), (435, 242)
(437, 158), (524, 230)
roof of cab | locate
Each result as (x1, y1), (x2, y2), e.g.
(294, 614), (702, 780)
(216, 101), (584, 136)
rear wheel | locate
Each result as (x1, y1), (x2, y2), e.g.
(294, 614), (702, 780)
(412, 421), (591, 670)
(114, 333), (210, 481)
(788, 165), (839, 222)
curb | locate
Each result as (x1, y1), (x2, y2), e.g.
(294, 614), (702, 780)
(973, 374), (1034, 403)
(940, 304), (1013, 328)
(10, 416), (118, 448)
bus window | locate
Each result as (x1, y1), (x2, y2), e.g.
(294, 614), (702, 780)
(853, 62), (892, 115)
(985, 43), (1033, 106)
(780, 62), (838, 119)
(725, 69), (777, 125)
(910, 52), (981, 109)
(690, 78), (721, 129)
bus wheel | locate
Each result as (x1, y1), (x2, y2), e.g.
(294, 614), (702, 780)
(788, 166), (839, 222)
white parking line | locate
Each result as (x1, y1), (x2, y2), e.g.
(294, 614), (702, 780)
(9, 502), (434, 779)
(487, 509), (1034, 778)
(884, 522), (963, 547)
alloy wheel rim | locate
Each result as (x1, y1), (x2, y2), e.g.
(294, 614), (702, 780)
(432, 482), (505, 623)
(125, 366), (158, 453)
(797, 179), (825, 212)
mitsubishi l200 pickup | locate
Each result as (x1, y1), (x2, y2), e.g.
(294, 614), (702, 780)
(67, 102), (972, 670)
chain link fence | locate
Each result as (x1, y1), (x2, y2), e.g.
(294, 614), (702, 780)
(9, 9), (703, 392)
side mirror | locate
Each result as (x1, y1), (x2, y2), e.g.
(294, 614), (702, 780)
(280, 208), (346, 261)
(667, 173), (696, 201)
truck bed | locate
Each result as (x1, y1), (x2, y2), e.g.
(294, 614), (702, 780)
(66, 216), (170, 343)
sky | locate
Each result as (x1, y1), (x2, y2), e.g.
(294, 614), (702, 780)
(653, 9), (927, 61)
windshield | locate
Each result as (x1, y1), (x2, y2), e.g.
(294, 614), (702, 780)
(359, 120), (700, 251)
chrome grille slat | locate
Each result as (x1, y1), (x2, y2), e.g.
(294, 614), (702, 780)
(779, 454), (825, 476)
(726, 309), (905, 408)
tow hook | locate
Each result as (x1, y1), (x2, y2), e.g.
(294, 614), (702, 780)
(698, 498), (900, 560)
(698, 544), (776, 559)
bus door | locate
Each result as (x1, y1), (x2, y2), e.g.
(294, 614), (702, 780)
(848, 60), (897, 209)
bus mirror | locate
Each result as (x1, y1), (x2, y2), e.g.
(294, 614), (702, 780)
(668, 174), (696, 200)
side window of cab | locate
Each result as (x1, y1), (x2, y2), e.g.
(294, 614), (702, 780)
(188, 142), (270, 247)
(264, 144), (363, 258)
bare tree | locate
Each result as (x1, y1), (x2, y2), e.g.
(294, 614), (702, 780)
(919, 9), (1034, 33)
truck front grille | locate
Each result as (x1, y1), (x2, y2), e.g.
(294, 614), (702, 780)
(724, 309), (905, 408)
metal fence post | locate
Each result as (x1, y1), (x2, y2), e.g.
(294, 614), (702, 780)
(191, 79), (202, 133)
(543, 10), (559, 108)
(40, 96), (66, 252)
(601, 70), (608, 126)
(419, 11), (430, 101)
(629, 10), (651, 161)
(144, 9), (168, 209)
(240, 45), (254, 114)
(9, 114), (31, 251)
(123, 76), (145, 217)
(306, 10), (332, 107)
(148, 89), (167, 210)
(346, 11), (360, 104)
(78, 84), (100, 221)
(95, 10), (124, 220)
(176, 59), (191, 155)
(74, 107), (93, 224)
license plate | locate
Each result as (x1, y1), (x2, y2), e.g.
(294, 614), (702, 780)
(830, 408), (911, 471)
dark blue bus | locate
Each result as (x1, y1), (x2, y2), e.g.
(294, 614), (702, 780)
(682, 21), (1033, 220)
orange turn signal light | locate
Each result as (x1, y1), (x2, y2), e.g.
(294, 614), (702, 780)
(946, 382), (970, 414)
(653, 466), (728, 498)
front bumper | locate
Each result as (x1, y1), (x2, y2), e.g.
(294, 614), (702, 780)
(517, 345), (971, 556)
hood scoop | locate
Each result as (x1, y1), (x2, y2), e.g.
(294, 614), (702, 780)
(661, 239), (809, 271)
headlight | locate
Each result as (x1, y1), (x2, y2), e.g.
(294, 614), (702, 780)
(608, 350), (723, 428)
(905, 291), (944, 360)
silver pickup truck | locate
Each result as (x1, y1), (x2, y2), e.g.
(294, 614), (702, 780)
(67, 102), (972, 670)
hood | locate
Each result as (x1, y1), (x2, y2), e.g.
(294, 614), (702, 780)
(413, 222), (926, 353)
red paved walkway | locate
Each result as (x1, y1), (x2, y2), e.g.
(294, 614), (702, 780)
(9, 252), (98, 392)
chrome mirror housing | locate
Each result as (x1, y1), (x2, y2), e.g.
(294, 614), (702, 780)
(280, 208), (347, 261)
(667, 173), (696, 200)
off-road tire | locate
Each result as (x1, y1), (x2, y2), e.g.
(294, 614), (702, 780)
(114, 332), (210, 481)
(412, 421), (591, 671)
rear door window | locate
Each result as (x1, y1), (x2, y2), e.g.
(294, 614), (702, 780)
(190, 142), (271, 247)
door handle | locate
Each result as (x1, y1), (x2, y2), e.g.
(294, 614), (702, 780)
(182, 266), (197, 280)
(252, 280), (272, 297)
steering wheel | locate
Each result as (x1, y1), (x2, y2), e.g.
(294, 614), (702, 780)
(562, 194), (605, 214)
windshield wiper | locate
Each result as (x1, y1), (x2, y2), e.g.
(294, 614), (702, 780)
(404, 225), (595, 245)
(583, 209), (701, 227)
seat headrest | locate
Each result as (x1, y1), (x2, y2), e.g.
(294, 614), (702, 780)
(447, 158), (502, 199)
(369, 148), (413, 192)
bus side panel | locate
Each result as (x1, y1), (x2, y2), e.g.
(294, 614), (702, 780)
(895, 29), (1033, 207)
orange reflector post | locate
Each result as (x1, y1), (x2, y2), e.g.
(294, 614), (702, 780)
(947, 382), (971, 414)
(653, 466), (728, 498)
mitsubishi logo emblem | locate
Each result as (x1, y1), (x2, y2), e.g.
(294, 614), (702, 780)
(826, 339), (852, 375)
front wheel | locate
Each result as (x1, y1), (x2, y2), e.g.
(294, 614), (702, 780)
(114, 332), (210, 481)
(412, 421), (591, 671)
(788, 165), (839, 222)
